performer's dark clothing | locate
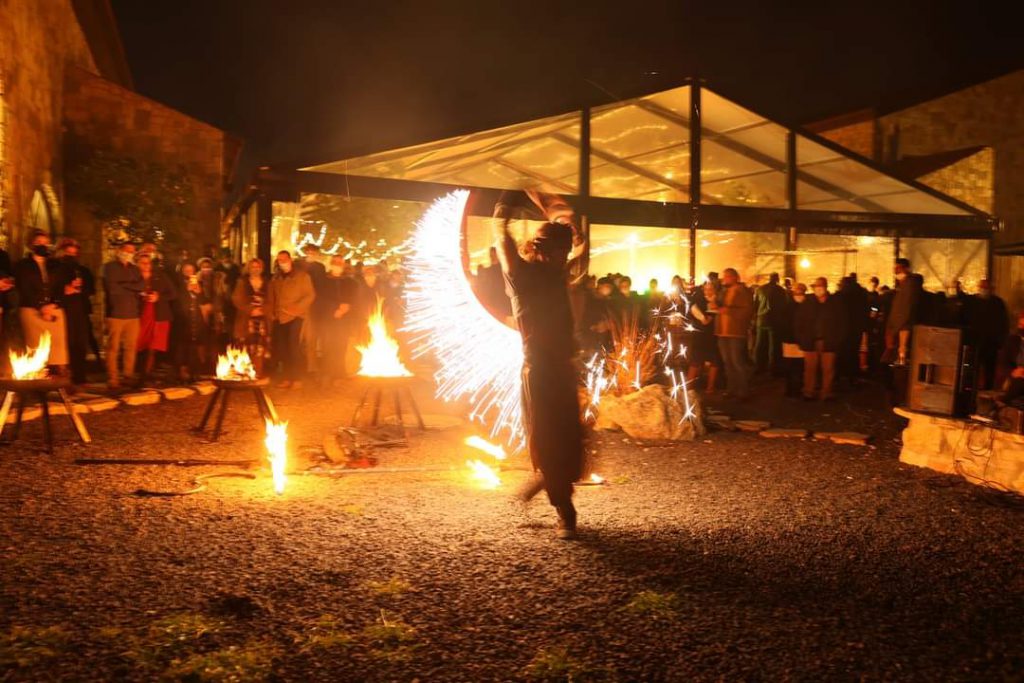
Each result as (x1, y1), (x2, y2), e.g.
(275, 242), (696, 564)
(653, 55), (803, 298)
(504, 257), (583, 509)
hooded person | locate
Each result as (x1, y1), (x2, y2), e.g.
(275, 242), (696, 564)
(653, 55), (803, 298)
(494, 190), (585, 540)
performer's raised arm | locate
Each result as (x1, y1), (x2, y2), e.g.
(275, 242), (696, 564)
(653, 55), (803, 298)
(492, 192), (525, 274)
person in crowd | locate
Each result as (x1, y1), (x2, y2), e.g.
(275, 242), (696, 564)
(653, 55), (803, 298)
(752, 272), (787, 376)
(55, 239), (96, 388)
(266, 251), (315, 389)
(135, 253), (176, 384)
(320, 254), (358, 384)
(780, 282), (808, 398)
(866, 276), (884, 371)
(711, 268), (754, 400)
(836, 273), (870, 387)
(684, 279), (721, 394)
(995, 310), (1024, 405)
(578, 276), (615, 353)
(967, 279), (1010, 390)
(231, 258), (270, 378)
(0, 246), (13, 375)
(302, 244), (330, 374)
(14, 230), (71, 376)
(197, 257), (228, 358)
(795, 277), (847, 401)
(494, 189), (584, 540)
(173, 262), (211, 381)
(884, 258), (922, 365)
(615, 275), (646, 328)
(647, 278), (663, 311)
(216, 247), (241, 351)
(103, 242), (144, 390)
(138, 242), (163, 271)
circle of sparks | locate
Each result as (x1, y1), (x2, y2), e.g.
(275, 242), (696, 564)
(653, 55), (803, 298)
(402, 191), (525, 449)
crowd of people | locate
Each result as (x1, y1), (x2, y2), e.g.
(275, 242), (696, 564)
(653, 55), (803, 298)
(476, 254), (1023, 406)
(0, 230), (406, 393)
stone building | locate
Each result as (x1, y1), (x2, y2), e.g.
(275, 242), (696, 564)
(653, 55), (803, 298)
(809, 69), (1024, 314)
(0, 0), (236, 275)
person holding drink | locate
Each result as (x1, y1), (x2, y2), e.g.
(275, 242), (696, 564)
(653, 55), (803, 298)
(136, 253), (176, 384)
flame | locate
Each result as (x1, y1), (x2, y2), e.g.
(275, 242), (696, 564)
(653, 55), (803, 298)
(589, 473), (605, 484)
(217, 346), (256, 381)
(464, 435), (506, 460)
(264, 420), (288, 495)
(356, 299), (412, 378)
(467, 459), (501, 489)
(10, 332), (51, 380)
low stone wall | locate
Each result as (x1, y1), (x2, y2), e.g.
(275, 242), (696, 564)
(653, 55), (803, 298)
(895, 407), (1024, 495)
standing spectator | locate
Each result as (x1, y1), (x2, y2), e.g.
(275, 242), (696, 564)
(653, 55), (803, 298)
(752, 272), (787, 375)
(795, 277), (847, 401)
(615, 276), (646, 328)
(321, 255), (358, 384)
(836, 273), (870, 387)
(55, 239), (96, 388)
(866, 276), (884, 371)
(685, 280), (721, 394)
(780, 283), (808, 397)
(135, 254), (176, 384)
(967, 279), (1010, 390)
(174, 263), (211, 381)
(14, 230), (71, 375)
(231, 258), (270, 377)
(216, 247), (241, 349)
(197, 257), (228, 358)
(884, 258), (922, 366)
(647, 278), (664, 311)
(102, 242), (144, 390)
(266, 251), (314, 389)
(302, 244), (330, 374)
(0, 246), (14, 372)
(711, 268), (754, 400)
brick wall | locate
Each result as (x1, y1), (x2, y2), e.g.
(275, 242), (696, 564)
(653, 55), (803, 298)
(62, 67), (227, 272)
(0, 0), (97, 252)
(813, 120), (877, 160)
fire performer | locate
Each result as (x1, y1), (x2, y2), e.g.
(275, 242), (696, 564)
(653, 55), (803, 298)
(493, 190), (586, 539)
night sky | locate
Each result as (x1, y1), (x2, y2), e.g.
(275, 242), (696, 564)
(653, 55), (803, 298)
(111, 0), (1024, 169)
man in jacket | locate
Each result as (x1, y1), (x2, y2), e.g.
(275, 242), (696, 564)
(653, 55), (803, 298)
(55, 238), (96, 388)
(795, 277), (848, 401)
(15, 230), (73, 375)
(266, 251), (315, 389)
(836, 273), (870, 387)
(884, 258), (922, 365)
(967, 279), (1010, 390)
(103, 242), (145, 390)
(753, 272), (787, 375)
(713, 268), (754, 399)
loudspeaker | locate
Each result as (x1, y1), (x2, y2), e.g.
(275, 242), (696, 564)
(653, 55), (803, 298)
(907, 325), (970, 416)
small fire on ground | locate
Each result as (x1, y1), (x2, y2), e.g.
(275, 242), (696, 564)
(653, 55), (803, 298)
(467, 459), (501, 489)
(264, 419), (288, 495)
(217, 346), (256, 381)
(10, 332), (51, 380)
(357, 299), (412, 378)
(464, 435), (506, 460)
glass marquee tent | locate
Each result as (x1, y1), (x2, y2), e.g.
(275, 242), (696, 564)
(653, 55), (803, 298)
(227, 81), (996, 290)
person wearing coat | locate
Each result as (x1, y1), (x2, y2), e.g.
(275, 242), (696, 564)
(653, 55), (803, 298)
(266, 251), (315, 388)
(55, 239), (96, 388)
(884, 258), (922, 365)
(795, 277), (848, 401)
(231, 258), (270, 378)
(712, 268), (754, 400)
(14, 229), (73, 372)
(136, 253), (177, 383)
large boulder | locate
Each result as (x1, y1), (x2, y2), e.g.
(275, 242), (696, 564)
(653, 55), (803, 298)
(595, 384), (705, 441)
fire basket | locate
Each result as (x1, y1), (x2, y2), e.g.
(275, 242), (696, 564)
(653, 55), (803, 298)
(195, 348), (279, 442)
(0, 376), (92, 454)
(349, 376), (425, 431)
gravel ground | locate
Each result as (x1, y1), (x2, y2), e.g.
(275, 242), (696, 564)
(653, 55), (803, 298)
(0, 376), (1022, 682)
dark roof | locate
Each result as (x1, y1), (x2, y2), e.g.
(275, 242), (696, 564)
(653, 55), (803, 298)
(71, 0), (133, 88)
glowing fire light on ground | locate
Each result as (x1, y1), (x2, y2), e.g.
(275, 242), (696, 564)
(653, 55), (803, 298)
(357, 299), (413, 378)
(264, 420), (288, 495)
(467, 459), (501, 489)
(590, 473), (605, 484)
(10, 332), (51, 380)
(402, 191), (524, 448)
(216, 346), (256, 381)
(464, 435), (507, 460)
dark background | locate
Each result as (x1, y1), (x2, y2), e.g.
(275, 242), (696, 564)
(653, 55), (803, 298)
(111, 0), (1024, 168)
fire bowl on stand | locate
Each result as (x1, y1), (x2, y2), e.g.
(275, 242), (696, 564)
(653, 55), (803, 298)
(0, 376), (91, 454)
(194, 377), (279, 443)
(349, 376), (425, 433)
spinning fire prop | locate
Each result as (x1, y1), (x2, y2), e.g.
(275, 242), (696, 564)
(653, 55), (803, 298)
(10, 331), (51, 380)
(403, 191), (524, 447)
(264, 420), (288, 495)
(466, 458), (501, 489)
(216, 347), (256, 381)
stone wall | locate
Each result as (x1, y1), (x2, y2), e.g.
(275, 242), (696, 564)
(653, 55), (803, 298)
(62, 67), (228, 272)
(0, 0), (97, 252)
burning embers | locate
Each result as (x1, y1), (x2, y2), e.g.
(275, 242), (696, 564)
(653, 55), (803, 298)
(264, 419), (288, 495)
(217, 346), (256, 382)
(10, 331), (51, 380)
(356, 299), (411, 378)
